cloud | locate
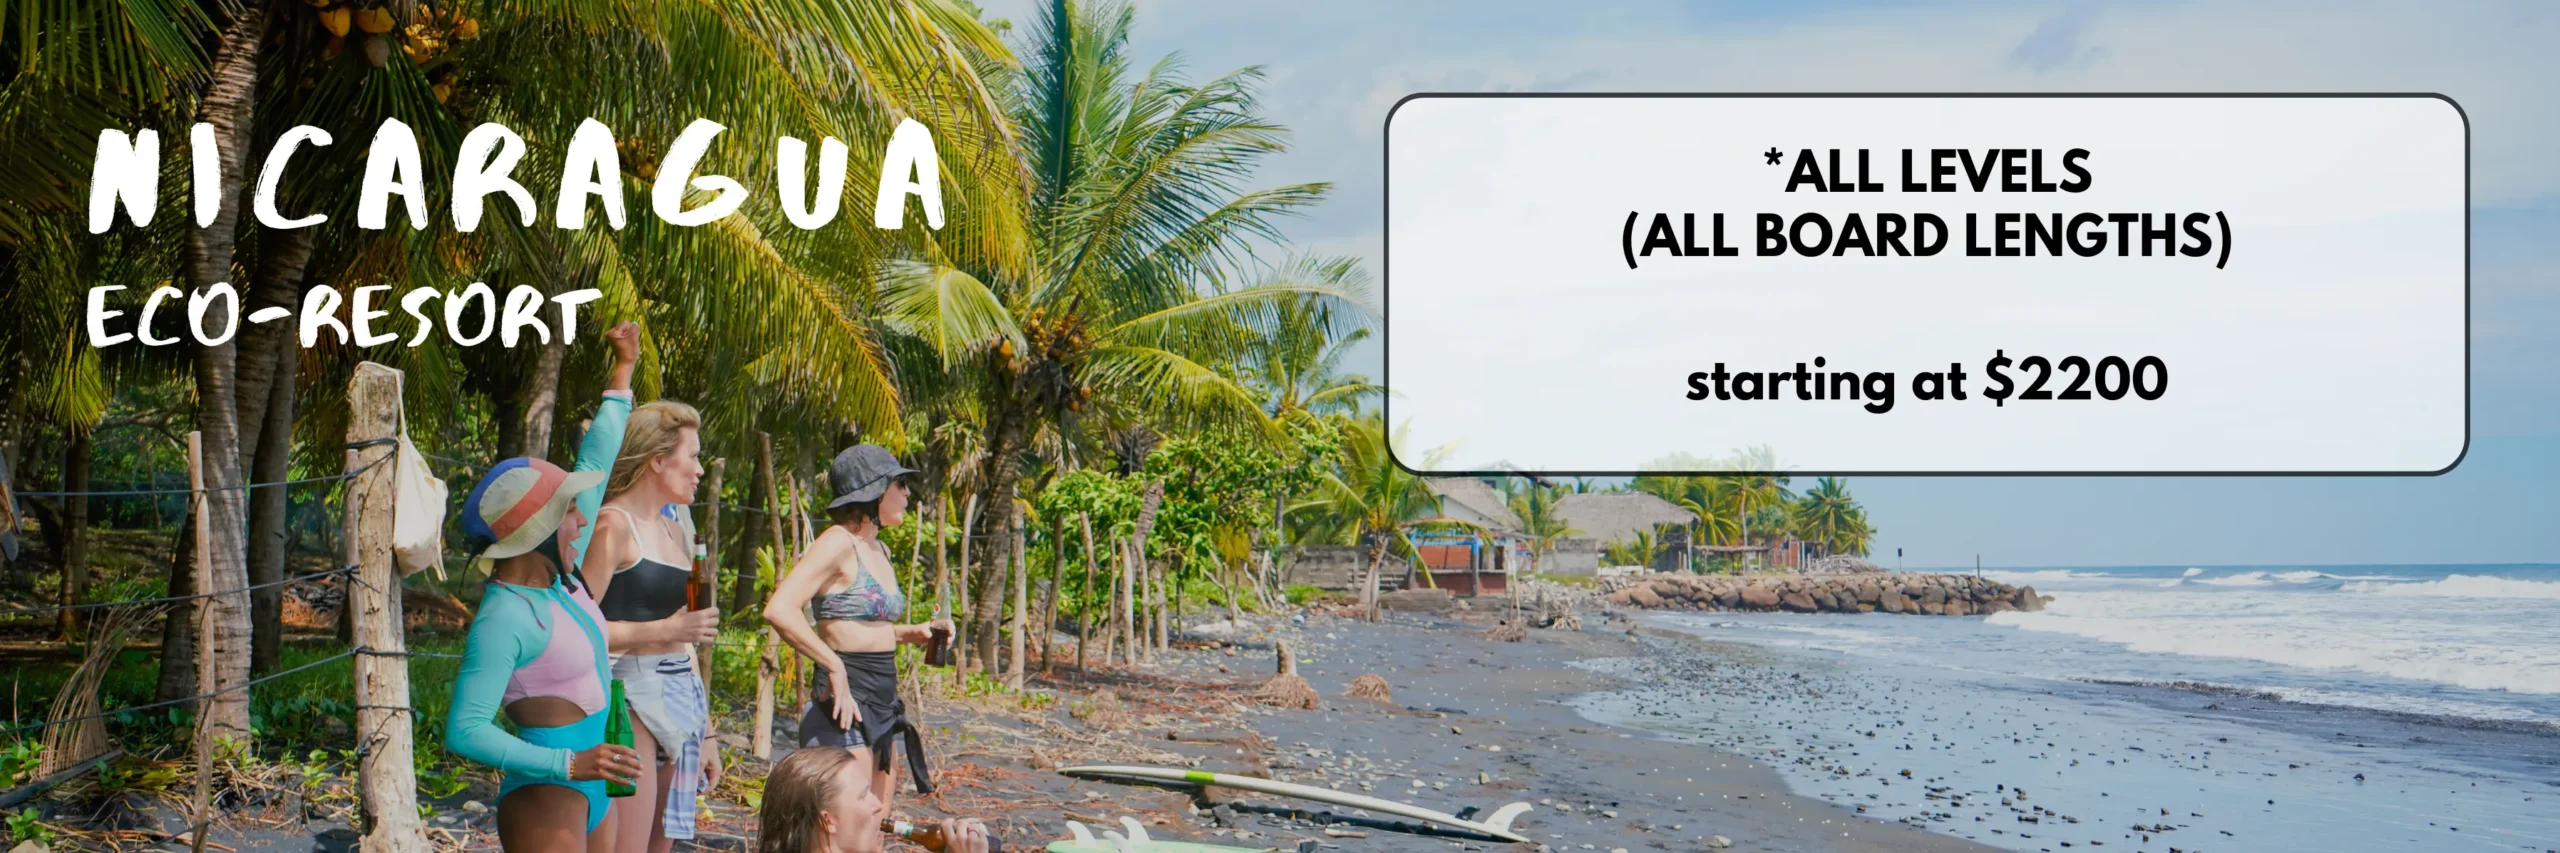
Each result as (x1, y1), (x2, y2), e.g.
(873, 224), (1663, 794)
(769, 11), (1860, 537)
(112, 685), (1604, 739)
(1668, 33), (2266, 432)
(2008, 2), (2108, 73)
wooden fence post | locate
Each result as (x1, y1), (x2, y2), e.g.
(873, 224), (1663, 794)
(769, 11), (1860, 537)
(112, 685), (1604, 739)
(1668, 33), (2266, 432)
(349, 362), (426, 853)
(698, 458), (723, 681)
(1041, 517), (1062, 672)
(954, 494), (978, 676)
(752, 629), (776, 759)
(1076, 514), (1094, 673)
(1007, 521), (1026, 689)
(187, 432), (212, 853)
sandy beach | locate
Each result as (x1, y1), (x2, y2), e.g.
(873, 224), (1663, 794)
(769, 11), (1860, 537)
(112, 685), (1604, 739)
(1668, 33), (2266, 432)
(636, 602), (2002, 853)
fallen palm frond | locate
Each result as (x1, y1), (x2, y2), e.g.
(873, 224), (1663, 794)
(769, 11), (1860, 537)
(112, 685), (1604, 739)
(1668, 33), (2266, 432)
(40, 604), (157, 778)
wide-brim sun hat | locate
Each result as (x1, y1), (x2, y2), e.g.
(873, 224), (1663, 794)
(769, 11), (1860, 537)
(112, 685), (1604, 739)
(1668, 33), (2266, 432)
(460, 457), (607, 560)
(826, 444), (920, 509)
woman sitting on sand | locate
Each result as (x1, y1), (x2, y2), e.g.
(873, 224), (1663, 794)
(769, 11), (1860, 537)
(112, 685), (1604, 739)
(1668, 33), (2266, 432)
(759, 748), (989, 852)
(582, 400), (724, 853)
(763, 444), (952, 814)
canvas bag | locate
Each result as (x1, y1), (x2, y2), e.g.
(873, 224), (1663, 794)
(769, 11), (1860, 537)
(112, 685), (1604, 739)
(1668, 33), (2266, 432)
(391, 419), (449, 578)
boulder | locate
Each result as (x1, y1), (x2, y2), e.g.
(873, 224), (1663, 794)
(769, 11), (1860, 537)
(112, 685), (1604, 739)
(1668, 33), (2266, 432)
(1739, 584), (1780, 609)
(2013, 586), (2045, 612)
(1714, 588), (1741, 609)
(1919, 600), (1945, 616)
(1803, 555), (1886, 574)
(1944, 598), (1971, 616)
(1880, 593), (1907, 614)
(1780, 591), (1819, 612)
(1853, 583), (1883, 605)
(1920, 585), (1948, 606)
(1625, 585), (1664, 609)
(1979, 599), (2015, 615)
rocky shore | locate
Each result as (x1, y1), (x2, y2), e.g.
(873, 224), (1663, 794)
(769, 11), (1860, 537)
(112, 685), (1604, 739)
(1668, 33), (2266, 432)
(1600, 571), (2048, 616)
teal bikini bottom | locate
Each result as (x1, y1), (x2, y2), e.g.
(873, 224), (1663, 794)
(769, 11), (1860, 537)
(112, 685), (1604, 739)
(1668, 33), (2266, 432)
(497, 708), (610, 831)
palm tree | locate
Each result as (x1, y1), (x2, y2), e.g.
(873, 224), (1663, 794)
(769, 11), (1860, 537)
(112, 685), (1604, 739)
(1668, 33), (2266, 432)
(1602, 529), (1657, 571)
(1792, 477), (1873, 558)
(878, 0), (1365, 660)
(1505, 482), (1579, 577)
(1294, 417), (1447, 620)
(1717, 446), (1794, 570)
(1237, 264), (1380, 419)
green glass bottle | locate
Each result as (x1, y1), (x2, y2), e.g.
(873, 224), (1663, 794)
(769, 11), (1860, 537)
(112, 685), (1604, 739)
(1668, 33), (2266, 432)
(603, 679), (636, 798)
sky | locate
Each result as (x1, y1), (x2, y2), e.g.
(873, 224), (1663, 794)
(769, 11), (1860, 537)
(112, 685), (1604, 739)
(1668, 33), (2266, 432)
(977, 0), (2560, 568)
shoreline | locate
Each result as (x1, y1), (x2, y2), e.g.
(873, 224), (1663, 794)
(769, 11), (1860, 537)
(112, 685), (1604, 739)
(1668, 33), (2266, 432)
(773, 606), (2003, 853)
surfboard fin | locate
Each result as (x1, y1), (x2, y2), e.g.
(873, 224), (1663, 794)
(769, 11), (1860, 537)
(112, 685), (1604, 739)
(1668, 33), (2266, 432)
(1482, 802), (1534, 833)
(1098, 815), (1153, 850)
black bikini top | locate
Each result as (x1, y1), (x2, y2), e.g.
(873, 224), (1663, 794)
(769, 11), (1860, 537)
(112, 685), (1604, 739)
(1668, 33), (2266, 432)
(596, 506), (691, 622)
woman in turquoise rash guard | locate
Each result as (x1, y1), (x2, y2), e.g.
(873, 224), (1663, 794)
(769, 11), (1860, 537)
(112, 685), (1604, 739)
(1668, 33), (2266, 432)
(449, 321), (694, 851)
(450, 454), (642, 850)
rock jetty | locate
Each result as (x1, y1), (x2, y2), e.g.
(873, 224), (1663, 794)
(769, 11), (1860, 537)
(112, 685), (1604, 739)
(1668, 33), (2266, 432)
(1600, 571), (2048, 616)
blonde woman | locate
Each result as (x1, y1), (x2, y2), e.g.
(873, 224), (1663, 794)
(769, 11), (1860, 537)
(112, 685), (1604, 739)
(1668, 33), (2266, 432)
(763, 444), (950, 817)
(581, 401), (721, 853)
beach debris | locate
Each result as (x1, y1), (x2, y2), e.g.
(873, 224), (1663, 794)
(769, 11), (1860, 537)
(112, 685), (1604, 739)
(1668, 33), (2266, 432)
(1345, 673), (1394, 703)
(1256, 641), (1321, 709)
(1710, 835), (1734, 848)
(1485, 619), (1528, 642)
(1074, 688), (1134, 731)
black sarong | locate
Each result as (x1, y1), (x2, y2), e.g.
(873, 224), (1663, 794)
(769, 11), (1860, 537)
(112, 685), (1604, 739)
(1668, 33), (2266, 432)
(798, 650), (933, 793)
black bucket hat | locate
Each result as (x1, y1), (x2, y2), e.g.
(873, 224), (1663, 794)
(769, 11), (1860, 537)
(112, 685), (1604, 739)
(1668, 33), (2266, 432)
(826, 444), (920, 509)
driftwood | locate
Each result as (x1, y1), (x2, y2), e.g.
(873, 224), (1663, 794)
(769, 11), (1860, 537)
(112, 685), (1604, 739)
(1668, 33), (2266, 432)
(1344, 674), (1393, 703)
(1254, 640), (1319, 709)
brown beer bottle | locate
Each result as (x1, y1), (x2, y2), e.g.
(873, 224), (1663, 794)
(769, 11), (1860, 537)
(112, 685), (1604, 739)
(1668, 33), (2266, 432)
(883, 818), (1004, 851)
(688, 531), (714, 611)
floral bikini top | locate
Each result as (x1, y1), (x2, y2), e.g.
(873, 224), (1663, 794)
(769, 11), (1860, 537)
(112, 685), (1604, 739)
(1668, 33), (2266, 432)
(813, 545), (906, 622)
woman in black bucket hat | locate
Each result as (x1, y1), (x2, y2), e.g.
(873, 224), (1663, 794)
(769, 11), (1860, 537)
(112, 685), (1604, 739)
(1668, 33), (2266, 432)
(762, 444), (951, 813)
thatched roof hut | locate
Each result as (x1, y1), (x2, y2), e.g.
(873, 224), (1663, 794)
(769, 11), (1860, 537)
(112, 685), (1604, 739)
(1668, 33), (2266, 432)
(1424, 478), (1523, 533)
(1554, 492), (1694, 546)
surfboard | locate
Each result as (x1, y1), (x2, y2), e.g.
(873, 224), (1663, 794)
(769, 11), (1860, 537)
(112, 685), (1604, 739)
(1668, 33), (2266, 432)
(1058, 765), (1534, 843)
(1041, 816), (1278, 852)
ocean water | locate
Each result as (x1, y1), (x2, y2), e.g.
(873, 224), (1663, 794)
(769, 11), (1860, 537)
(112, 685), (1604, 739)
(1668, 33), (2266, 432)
(1568, 564), (2560, 852)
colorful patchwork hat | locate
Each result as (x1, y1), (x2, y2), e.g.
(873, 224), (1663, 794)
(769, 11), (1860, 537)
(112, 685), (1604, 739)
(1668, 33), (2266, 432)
(459, 457), (606, 561)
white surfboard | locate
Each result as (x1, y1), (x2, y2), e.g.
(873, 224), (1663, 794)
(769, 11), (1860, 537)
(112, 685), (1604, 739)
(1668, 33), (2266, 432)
(1058, 764), (1534, 843)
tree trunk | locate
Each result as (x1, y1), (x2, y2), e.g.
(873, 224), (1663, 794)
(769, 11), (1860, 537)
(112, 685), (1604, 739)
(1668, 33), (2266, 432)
(1041, 516), (1063, 671)
(247, 334), (297, 675)
(155, 511), (198, 702)
(57, 431), (89, 637)
(1076, 513), (1094, 672)
(1006, 521), (1025, 688)
(182, 3), (267, 746)
(968, 413), (1028, 671)
(732, 432), (776, 616)
(931, 491), (950, 624)
(493, 396), (524, 467)
(1114, 536), (1133, 665)
(1361, 534), (1388, 622)
(1128, 481), (1163, 659)
(954, 493), (977, 673)
(519, 332), (566, 461)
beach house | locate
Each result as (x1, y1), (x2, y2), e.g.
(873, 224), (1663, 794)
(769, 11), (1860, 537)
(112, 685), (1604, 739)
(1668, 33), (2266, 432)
(1548, 491), (1697, 575)
(1406, 477), (1529, 596)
